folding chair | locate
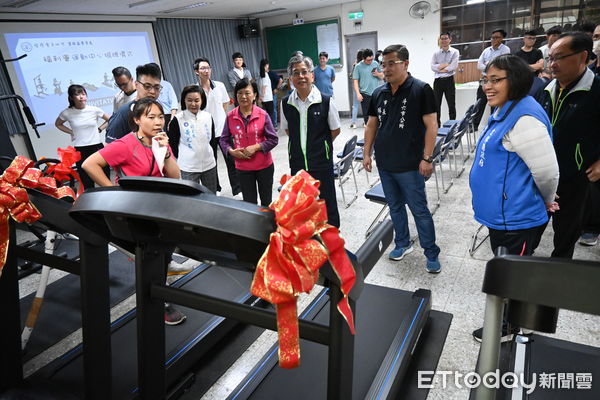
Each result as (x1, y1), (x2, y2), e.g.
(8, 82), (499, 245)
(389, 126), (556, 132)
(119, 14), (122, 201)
(333, 135), (359, 208)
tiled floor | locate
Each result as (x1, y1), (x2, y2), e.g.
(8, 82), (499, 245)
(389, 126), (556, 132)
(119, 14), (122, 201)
(17, 117), (600, 399)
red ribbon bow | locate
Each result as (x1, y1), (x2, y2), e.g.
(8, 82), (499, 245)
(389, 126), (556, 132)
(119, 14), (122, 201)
(44, 146), (83, 197)
(251, 170), (356, 369)
(0, 156), (74, 277)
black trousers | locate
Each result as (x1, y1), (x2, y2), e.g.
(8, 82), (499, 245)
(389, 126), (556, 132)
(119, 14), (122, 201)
(75, 143), (108, 190)
(582, 181), (600, 235)
(473, 85), (488, 131)
(536, 175), (591, 258)
(237, 164), (274, 207)
(261, 101), (274, 124)
(360, 92), (372, 125)
(291, 167), (340, 228)
(220, 146), (241, 196)
(433, 76), (457, 126)
(488, 224), (545, 256)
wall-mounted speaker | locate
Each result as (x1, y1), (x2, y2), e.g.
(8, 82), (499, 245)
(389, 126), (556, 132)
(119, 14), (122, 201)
(238, 23), (259, 39)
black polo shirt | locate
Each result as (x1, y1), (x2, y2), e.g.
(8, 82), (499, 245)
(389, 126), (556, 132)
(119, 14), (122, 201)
(367, 75), (437, 172)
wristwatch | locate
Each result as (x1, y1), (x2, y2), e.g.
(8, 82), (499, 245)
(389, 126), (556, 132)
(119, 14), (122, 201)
(422, 155), (434, 163)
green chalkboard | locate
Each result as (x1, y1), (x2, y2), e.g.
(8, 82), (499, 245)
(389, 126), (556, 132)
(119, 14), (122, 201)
(265, 18), (341, 71)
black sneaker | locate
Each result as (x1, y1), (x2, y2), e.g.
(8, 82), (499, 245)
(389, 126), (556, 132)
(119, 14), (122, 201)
(164, 304), (186, 326)
(472, 324), (519, 343)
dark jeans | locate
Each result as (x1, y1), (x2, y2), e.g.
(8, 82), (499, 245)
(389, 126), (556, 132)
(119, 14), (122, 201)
(75, 143), (108, 190)
(473, 85), (488, 131)
(291, 167), (340, 228)
(360, 92), (372, 125)
(220, 145), (241, 196)
(536, 175), (591, 258)
(488, 224), (545, 256)
(582, 181), (600, 235)
(238, 164), (274, 207)
(433, 76), (456, 126)
(261, 101), (274, 125)
(379, 169), (440, 260)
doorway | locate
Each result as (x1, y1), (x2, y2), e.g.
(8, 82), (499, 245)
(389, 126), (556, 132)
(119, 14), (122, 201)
(345, 32), (378, 120)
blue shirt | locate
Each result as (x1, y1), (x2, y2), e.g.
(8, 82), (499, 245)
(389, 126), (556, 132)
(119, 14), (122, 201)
(157, 80), (179, 114)
(352, 60), (382, 96)
(314, 65), (335, 96)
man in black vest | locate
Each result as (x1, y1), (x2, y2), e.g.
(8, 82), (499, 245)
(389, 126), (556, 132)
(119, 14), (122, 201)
(281, 54), (342, 228)
(363, 44), (441, 273)
(536, 32), (600, 258)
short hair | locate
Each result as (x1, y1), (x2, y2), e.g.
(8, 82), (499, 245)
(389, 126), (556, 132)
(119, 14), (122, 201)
(319, 51), (329, 58)
(67, 84), (86, 108)
(382, 44), (410, 61)
(234, 78), (259, 103)
(355, 49), (364, 62)
(581, 22), (596, 34)
(524, 30), (537, 37)
(546, 26), (562, 36)
(558, 32), (593, 63)
(130, 98), (163, 132)
(112, 66), (131, 79)
(287, 54), (314, 77)
(193, 57), (210, 70)
(440, 32), (451, 38)
(232, 52), (244, 60)
(492, 29), (507, 38)
(136, 63), (161, 82)
(362, 48), (374, 58)
(180, 85), (207, 111)
(485, 55), (532, 101)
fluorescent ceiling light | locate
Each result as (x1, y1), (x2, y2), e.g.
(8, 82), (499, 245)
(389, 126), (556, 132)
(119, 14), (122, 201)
(466, 0), (484, 4)
(161, 2), (210, 14)
(249, 7), (287, 16)
(0, 0), (41, 7)
(129, 0), (163, 8)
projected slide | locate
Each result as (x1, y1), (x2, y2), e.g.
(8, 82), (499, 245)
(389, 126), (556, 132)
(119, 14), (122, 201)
(0, 22), (159, 158)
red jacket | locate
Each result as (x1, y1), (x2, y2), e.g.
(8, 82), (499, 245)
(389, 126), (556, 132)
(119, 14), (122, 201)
(225, 106), (274, 171)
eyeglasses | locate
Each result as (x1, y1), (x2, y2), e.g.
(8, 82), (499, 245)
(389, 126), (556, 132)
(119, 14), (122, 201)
(137, 81), (162, 92)
(291, 69), (312, 77)
(198, 67), (211, 71)
(479, 77), (508, 86)
(545, 51), (583, 64)
(491, 36), (503, 39)
(381, 60), (405, 69)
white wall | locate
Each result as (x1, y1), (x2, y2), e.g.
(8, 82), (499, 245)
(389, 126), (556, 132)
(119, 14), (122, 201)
(261, 0), (441, 113)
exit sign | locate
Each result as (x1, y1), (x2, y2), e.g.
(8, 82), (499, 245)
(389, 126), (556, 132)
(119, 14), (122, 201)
(348, 12), (363, 20)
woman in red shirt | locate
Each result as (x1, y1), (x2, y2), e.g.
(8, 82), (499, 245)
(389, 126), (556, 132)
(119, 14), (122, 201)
(220, 79), (278, 206)
(83, 98), (185, 326)
(83, 98), (180, 184)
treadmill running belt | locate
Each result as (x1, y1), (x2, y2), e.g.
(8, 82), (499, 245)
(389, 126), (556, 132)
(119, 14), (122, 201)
(242, 284), (419, 400)
(527, 334), (600, 399)
(30, 265), (254, 400)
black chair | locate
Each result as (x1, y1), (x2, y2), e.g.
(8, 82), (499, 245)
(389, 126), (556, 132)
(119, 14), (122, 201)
(333, 135), (359, 208)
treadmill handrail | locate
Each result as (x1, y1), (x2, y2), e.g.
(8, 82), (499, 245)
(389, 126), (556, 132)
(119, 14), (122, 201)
(482, 255), (600, 316)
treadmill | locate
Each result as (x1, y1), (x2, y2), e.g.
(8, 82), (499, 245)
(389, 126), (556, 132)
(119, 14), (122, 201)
(0, 178), (272, 399)
(70, 176), (439, 400)
(474, 254), (600, 400)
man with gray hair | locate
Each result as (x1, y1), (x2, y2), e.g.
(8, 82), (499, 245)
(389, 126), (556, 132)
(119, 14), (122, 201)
(280, 54), (342, 227)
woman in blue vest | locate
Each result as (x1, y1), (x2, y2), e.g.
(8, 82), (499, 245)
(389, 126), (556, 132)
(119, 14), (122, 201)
(470, 54), (559, 257)
(469, 54), (559, 342)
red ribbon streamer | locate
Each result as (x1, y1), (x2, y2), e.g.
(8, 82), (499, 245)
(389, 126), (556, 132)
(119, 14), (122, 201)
(251, 170), (356, 369)
(0, 156), (75, 277)
(44, 146), (83, 197)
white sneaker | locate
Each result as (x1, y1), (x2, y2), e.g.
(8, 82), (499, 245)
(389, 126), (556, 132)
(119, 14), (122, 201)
(167, 261), (193, 276)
